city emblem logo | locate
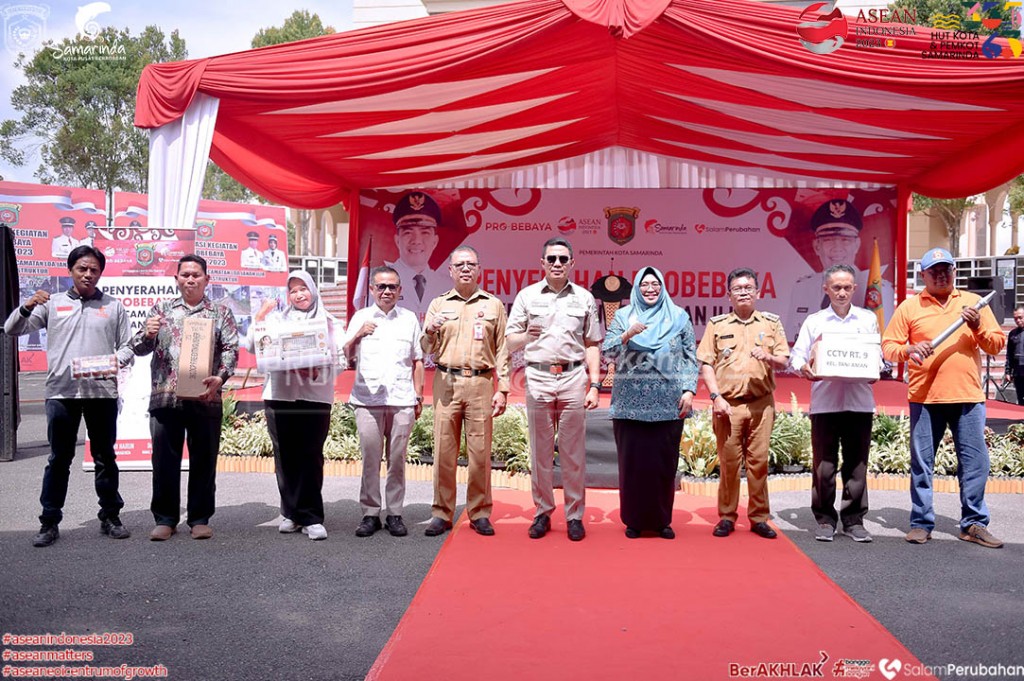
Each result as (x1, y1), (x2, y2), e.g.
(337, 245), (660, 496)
(605, 206), (639, 246)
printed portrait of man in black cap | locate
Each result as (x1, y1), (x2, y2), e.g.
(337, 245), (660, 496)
(784, 199), (894, 342)
(51, 217), (80, 259)
(261, 233), (287, 272)
(240, 230), (264, 269)
(80, 220), (99, 248)
(384, 191), (451, 319)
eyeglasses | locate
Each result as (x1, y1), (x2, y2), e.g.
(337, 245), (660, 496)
(730, 286), (757, 294)
(638, 282), (662, 290)
(374, 283), (399, 292)
(545, 255), (571, 265)
(451, 262), (479, 270)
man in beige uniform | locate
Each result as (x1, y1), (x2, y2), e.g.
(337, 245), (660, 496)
(697, 267), (789, 540)
(507, 238), (602, 542)
(421, 246), (510, 537)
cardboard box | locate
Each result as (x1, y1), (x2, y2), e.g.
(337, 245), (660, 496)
(71, 354), (118, 379)
(253, 317), (335, 372)
(813, 332), (881, 382)
(176, 317), (215, 399)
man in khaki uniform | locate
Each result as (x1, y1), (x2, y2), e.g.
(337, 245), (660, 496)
(420, 246), (510, 537)
(697, 267), (789, 540)
(507, 237), (602, 542)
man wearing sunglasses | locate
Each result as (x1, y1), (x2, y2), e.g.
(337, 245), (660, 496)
(385, 191), (450, 322)
(343, 267), (425, 538)
(420, 246), (510, 537)
(506, 238), (602, 541)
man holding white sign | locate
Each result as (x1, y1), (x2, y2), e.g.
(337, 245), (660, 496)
(5, 245), (135, 547)
(790, 264), (878, 543)
(882, 248), (1006, 549)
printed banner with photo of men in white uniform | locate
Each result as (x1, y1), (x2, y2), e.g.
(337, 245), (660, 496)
(350, 187), (898, 356)
(2, 180), (288, 469)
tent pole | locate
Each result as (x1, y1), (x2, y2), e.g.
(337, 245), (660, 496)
(0, 223), (18, 461)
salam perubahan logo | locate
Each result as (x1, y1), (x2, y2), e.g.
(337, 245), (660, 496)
(796, 0), (849, 54)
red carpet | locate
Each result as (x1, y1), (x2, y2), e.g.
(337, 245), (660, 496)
(367, 489), (936, 681)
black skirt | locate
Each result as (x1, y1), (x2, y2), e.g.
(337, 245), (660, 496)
(612, 418), (685, 531)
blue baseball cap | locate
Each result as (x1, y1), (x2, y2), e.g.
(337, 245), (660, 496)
(920, 247), (954, 270)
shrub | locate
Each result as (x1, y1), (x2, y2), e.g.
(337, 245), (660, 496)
(679, 407), (719, 477)
(769, 395), (811, 469)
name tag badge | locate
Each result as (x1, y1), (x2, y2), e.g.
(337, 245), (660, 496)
(473, 322), (484, 341)
(56, 305), (74, 318)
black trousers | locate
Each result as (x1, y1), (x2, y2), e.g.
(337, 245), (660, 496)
(149, 402), (222, 527)
(613, 418), (685, 532)
(810, 411), (873, 529)
(265, 400), (331, 526)
(1013, 374), (1024, 406)
(41, 398), (123, 525)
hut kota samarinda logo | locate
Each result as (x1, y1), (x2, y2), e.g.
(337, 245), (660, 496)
(796, 0), (848, 54)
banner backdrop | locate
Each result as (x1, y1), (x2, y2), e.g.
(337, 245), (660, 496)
(1, 181), (288, 469)
(351, 188), (898, 350)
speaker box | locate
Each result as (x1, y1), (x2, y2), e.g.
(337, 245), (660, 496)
(966, 276), (1005, 322)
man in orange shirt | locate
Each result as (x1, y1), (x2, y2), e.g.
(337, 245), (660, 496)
(882, 248), (1006, 548)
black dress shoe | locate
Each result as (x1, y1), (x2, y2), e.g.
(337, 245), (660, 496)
(424, 517), (453, 536)
(100, 517), (131, 539)
(751, 522), (778, 539)
(528, 515), (550, 539)
(712, 519), (734, 537)
(624, 527), (640, 539)
(355, 515), (382, 537)
(32, 524), (59, 547)
(659, 526), (676, 540)
(385, 515), (408, 537)
(567, 519), (586, 542)
(470, 517), (495, 536)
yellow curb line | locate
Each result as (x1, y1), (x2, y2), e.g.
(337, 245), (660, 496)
(217, 457), (1022, 496)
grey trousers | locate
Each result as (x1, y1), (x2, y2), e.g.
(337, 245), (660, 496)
(355, 405), (415, 517)
(526, 367), (588, 521)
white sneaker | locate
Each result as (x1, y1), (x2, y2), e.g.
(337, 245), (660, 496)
(303, 523), (327, 541)
(278, 518), (301, 534)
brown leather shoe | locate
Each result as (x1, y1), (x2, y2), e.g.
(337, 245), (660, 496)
(905, 527), (931, 544)
(190, 524), (213, 540)
(959, 524), (1003, 549)
(149, 525), (175, 541)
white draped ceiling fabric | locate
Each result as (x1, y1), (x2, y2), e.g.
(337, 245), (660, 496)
(136, 0), (1024, 289)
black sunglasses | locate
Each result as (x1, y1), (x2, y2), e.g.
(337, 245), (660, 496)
(545, 255), (571, 265)
(374, 283), (399, 292)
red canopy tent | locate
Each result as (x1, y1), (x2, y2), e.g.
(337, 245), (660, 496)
(135, 0), (1024, 299)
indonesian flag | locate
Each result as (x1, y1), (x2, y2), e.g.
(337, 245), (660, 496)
(865, 237), (884, 331)
(351, 237), (372, 311)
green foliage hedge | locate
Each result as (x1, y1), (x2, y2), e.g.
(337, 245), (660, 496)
(220, 395), (1024, 479)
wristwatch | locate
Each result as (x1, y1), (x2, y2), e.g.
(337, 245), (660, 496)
(589, 382), (601, 391)
(709, 392), (720, 400)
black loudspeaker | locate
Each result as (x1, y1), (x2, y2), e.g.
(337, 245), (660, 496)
(966, 276), (1005, 322)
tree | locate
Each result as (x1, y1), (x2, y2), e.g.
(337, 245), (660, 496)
(251, 10), (335, 49)
(242, 10), (336, 253)
(0, 26), (187, 194)
(204, 11), (334, 207)
(913, 194), (976, 258)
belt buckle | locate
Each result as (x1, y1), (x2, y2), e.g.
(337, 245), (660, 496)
(460, 368), (473, 378)
(549, 364), (563, 375)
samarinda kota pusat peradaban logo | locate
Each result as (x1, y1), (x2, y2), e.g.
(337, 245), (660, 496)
(796, 0), (848, 54)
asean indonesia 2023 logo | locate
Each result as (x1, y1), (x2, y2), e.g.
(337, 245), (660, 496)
(797, 0), (849, 54)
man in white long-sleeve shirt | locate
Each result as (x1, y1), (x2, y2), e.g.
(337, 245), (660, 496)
(4, 245), (135, 547)
(790, 264), (878, 544)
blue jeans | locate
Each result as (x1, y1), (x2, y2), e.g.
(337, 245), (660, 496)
(908, 402), (990, 532)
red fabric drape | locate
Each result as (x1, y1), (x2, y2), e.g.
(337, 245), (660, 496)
(135, 0), (1024, 207)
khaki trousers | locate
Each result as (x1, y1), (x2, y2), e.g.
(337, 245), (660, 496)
(713, 394), (775, 523)
(431, 372), (494, 522)
(525, 367), (588, 521)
